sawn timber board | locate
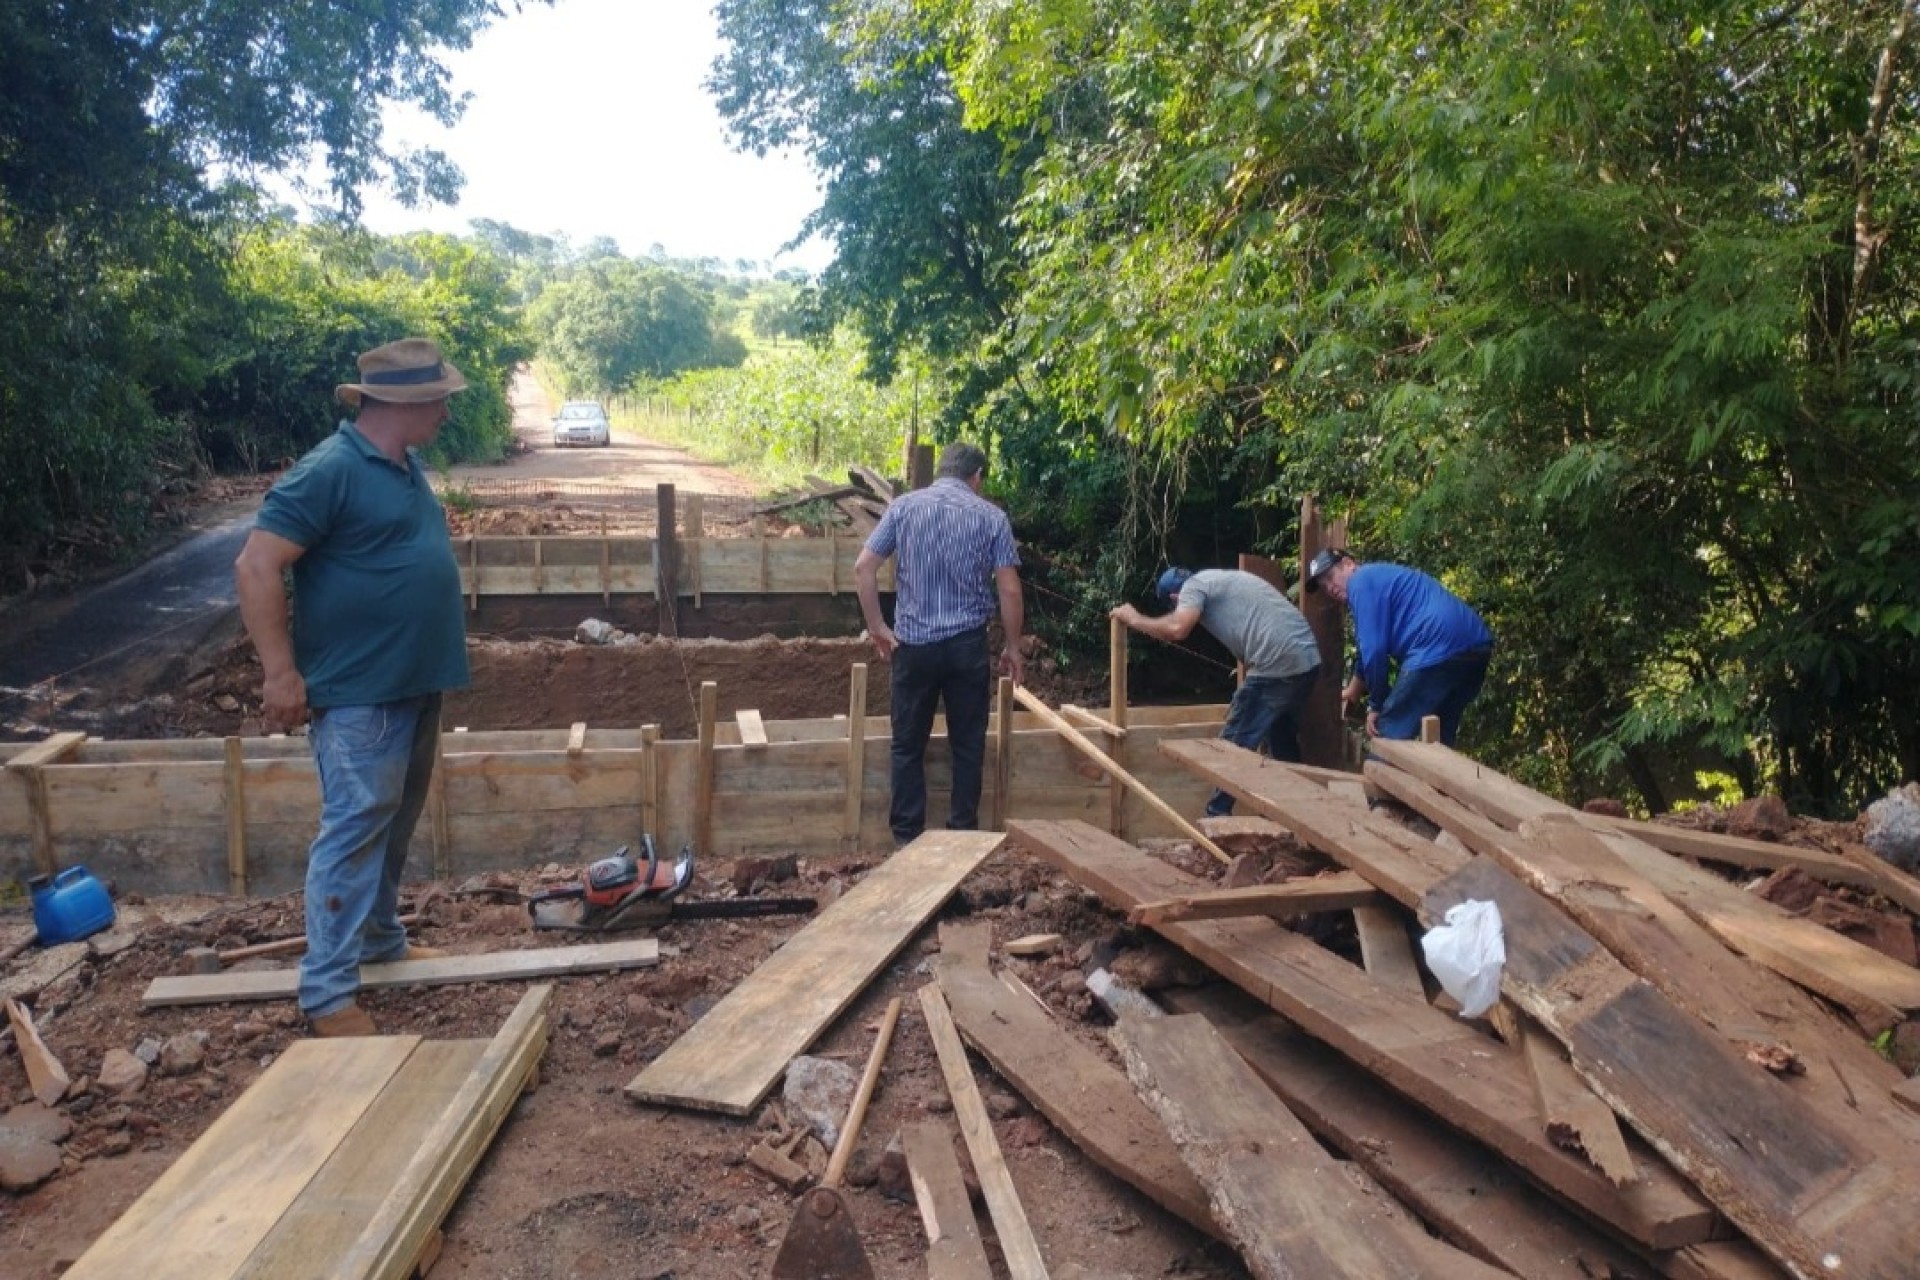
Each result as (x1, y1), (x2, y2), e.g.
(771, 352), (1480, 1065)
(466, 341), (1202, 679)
(627, 830), (1004, 1114)
(932, 924), (1216, 1235)
(1005, 819), (1714, 1251)
(143, 938), (657, 1008)
(1115, 1013), (1508, 1280)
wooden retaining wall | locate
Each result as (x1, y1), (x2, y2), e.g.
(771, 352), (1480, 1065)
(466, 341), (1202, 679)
(0, 687), (1230, 898)
(452, 531), (887, 606)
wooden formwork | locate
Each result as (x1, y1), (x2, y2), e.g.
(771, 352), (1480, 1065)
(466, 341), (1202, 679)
(452, 531), (888, 606)
(0, 679), (1231, 898)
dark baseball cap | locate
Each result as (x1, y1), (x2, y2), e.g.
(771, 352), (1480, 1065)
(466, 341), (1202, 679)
(1304, 548), (1350, 592)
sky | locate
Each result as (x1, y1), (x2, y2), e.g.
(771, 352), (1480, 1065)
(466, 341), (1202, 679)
(351, 0), (831, 274)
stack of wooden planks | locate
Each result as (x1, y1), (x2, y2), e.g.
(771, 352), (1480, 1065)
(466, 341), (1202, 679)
(997, 739), (1920, 1280)
(63, 986), (552, 1280)
(752, 466), (897, 535)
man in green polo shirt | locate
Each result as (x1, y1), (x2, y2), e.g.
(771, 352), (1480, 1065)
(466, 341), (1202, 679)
(233, 337), (470, 1037)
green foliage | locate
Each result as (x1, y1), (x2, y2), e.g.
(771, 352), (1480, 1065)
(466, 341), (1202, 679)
(530, 258), (746, 398)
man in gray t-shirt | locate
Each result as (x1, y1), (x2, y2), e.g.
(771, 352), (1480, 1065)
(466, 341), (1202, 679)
(1111, 567), (1324, 816)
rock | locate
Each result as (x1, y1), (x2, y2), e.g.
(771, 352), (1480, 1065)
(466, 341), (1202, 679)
(132, 1037), (163, 1067)
(1754, 867), (1826, 914)
(90, 1130), (132, 1158)
(0, 1128), (63, 1191)
(158, 1032), (209, 1077)
(181, 947), (222, 975)
(624, 995), (673, 1032)
(984, 1091), (1020, 1119)
(1048, 970), (1088, 997)
(575, 618), (623, 645)
(1, 1102), (73, 1145)
(1808, 899), (1919, 968)
(874, 1133), (911, 1202)
(923, 1095), (953, 1115)
(214, 694), (241, 713)
(1865, 783), (1920, 875)
(232, 1018), (271, 1041)
(1003, 933), (1061, 957)
(1581, 797), (1630, 818)
(784, 1056), (859, 1149)
(1110, 944), (1209, 992)
(97, 1049), (148, 1097)
(729, 1202), (762, 1231)
(684, 994), (719, 1021)
(592, 1031), (624, 1058)
(1726, 795), (1792, 841)
(1000, 1115), (1051, 1149)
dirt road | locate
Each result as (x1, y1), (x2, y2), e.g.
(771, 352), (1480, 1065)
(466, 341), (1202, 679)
(0, 371), (758, 735)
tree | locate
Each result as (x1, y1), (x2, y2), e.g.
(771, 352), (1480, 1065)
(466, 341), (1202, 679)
(531, 259), (746, 397)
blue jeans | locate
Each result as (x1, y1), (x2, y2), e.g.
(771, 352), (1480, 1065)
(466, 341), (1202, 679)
(299, 693), (441, 1017)
(1206, 668), (1320, 817)
(889, 628), (992, 844)
(1375, 650), (1491, 745)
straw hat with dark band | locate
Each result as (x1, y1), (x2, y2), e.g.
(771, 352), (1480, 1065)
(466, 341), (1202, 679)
(336, 337), (469, 406)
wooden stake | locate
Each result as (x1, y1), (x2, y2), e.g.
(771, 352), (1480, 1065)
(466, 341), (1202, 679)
(429, 725), (452, 881)
(844, 663), (867, 849)
(640, 723), (660, 844)
(753, 516), (768, 594)
(599, 529), (611, 608)
(992, 676), (1014, 830)
(466, 537), (479, 612)
(656, 484), (678, 636)
(566, 722), (588, 757)
(223, 736), (248, 897)
(8, 731), (84, 877)
(1109, 614), (1129, 840)
(532, 536), (545, 594)
(1421, 715), (1443, 744)
(685, 494), (704, 609)
(1012, 686), (1231, 865)
(696, 681), (717, 855)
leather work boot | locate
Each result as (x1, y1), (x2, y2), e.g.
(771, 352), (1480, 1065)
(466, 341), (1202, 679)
(399, 943), (449, 961)
(309, 1004), (377, 1037)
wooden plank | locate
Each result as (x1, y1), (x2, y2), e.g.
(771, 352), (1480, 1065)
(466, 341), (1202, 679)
(903, 1122), (995, 1280)
(1518, 1019), (1638, 1186)
(1115, 1012), (1507, 1280)
(143, 939), (656, 1008)
(228, 1041), (486, 1275)
(734, 709), (768, 749)
(5, 997), (70, 1105)
(685, 494), (704, 608)
(933, 923), (1216, 1235)
(640, 723), (659, 846)
(565, 721), (588, 756)
(221, 736), (249, 896)
(1425, 855), (1920, 1280)
(1163, 986), (1660, 1280)
(918, 983), (1050, 1280)
(1351, 903), (1425, 994)
(1365, 752), (1911, 1105)
(993, 676), (1014, 830)
(843, 665), (866, 846)
(627, 831), (1003, 1114)
(63, 1037), (421, 1280)
(1109, 615), (1129, 838)
(1128, 872), (1378, 926)
(1059, 704), (1127, 739)
(326, 985), (552, 1280)
(1014, 685), (1229, 864)
(4, 731), (87, 771)
(428, 729), (451, 881)
(1005, 818), (1715, 1251)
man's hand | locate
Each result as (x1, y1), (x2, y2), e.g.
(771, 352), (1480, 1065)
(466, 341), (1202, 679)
(999, 645), (1025, 686)
(867, 624), (898, 661)
(261, 668), (310, 732)
(1365, 709), (1382, 739)
(1340, 676), (1367, 717)
(1108, 603), (1141, 628)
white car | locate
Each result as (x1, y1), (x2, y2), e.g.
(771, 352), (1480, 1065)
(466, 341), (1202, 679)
(551, 401), (611, 448)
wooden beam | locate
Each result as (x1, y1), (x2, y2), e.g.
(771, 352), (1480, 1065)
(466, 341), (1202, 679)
(843, 665), (866, 848)
(734, 709), (768, 749)
(918, 983), (1050, 1280)
(223, 736), (249, 897)
(685, 493), (704, 608)
(1128, 872), (1378, 926)
(143, 939), (657, 1009)
(428, 726), (451, 881)
(639, 723), (659, 844)
(1059, 704), (1126, 739)
(1116, 1012), (1507, 1279)
(1292, 500), (1349, 769)
(5, 996), (70, 1105)
(902, 1123), (994, 1280)
(1005, 818), (1715, 1251)
(695, 681), (716, 856)
(1013, 685), (1230, 864)
(1425, 855), (1920, 1280)
(1161, 985), (1662, 1280)
(1517, 1019), (1638, 1187)
(655, 483), (678, 632)
(565, 721), (587, 757)
(5, 731), (87, 771)
(627, 831), (1004, 1114)
(933, 923), (1216, 1235)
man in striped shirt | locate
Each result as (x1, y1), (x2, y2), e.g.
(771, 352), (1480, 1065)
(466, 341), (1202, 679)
(855, 443), (1026, 848)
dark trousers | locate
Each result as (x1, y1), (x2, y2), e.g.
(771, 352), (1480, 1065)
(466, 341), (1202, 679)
(1207, 669), (1320, 817)
(889, 628), (991, 844)
(1375, 649), (1492, 745)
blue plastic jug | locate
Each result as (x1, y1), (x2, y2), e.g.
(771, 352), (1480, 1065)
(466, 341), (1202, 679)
(29, 866), (116, 945)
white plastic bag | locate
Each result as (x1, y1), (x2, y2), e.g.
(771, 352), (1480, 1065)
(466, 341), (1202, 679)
(1420, 898), (1506, 1019)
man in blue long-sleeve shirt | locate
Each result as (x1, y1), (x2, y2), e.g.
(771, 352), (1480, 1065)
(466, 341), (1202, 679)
(1305, 549), (1493, 745)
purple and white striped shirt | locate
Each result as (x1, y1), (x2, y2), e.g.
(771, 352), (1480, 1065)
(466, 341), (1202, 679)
(865, 477), (1020, 645)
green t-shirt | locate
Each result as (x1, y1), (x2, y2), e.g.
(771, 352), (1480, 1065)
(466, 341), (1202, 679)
(253, 422), (470, 708)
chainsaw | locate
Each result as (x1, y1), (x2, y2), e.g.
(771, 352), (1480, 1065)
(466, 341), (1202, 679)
(525, 836), (815, 934)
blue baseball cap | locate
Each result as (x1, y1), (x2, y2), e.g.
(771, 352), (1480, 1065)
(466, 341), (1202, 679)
(1155, 566), (1193, 602)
